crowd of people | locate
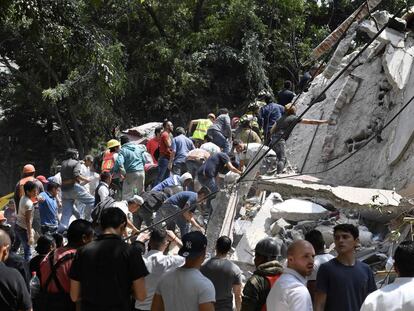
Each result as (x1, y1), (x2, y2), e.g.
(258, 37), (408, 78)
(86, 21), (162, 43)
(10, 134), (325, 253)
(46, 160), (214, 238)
(0, 84), (413, 311)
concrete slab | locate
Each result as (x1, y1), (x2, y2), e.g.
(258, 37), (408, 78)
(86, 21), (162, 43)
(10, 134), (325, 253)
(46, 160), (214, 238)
(257, 176), (406, 221)
(270, 199), (329, 222)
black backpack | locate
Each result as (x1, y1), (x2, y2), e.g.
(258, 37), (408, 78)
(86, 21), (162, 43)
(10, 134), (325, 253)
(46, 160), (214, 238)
(91, 196), (116, 226)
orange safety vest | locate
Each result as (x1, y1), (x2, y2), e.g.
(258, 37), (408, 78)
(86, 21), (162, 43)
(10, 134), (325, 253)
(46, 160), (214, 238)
(261, 274), (281, 311)
(101, 150), (115, 172)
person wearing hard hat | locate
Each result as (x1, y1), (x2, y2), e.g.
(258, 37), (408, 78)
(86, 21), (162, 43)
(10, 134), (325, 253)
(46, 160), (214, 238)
(101, 139), (122, 198)
(242, 238), (284, 311)
(13, 164), (44, 213)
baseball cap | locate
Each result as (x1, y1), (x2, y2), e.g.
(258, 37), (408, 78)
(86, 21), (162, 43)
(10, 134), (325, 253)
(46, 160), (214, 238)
(127, 195), (144, 205)
(178, 231), (207, 259)
(36, 175), (49, 184)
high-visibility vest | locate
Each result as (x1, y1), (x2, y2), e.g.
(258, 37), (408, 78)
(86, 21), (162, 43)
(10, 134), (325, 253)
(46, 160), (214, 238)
(101, 150), (115, 172)
(192, 119), (212, 140)
(261, 274), (281, 311)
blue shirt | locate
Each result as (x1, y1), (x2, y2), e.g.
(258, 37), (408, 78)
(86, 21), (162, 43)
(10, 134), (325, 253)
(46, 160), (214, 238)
(316, 258), (377, 311)
(152, 175), (180, 191)
(259, 103), (284, 135)
(173, 135), (195, 164)
(197, 152), (230, 178)
(38, 191), (58, 226)
(165, 191), (198, 212)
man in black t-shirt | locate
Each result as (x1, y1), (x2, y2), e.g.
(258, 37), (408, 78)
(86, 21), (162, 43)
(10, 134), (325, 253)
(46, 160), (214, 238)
(314, 224), (377, 311)
(70, 208), (148, 311)
(0, 228), (32, 311)
(270, 104), (329, 174)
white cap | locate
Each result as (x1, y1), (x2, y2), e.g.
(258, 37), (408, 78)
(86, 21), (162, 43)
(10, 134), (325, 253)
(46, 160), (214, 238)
(180, 172), (193, 184)
(127, 195), (144, 205)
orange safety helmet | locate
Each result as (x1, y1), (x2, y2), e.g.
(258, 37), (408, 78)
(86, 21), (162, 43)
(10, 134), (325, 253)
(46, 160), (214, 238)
(23, 164), (35, 174)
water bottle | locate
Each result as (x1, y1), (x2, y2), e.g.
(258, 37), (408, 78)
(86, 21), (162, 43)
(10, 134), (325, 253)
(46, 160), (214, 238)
(30, 271), (40, 299)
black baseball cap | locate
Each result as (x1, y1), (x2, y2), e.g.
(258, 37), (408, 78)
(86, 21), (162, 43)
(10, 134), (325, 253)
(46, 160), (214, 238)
(178, 231), (207, 259)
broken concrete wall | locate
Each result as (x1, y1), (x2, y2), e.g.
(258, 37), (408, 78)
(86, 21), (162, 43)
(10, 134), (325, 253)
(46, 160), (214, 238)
(288, 15), (414, 191)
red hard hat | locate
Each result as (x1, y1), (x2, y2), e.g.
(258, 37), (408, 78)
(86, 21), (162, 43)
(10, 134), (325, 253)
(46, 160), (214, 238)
(23, 164), (35, 174)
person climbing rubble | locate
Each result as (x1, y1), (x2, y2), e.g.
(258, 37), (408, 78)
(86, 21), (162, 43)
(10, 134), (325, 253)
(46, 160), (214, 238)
(277, 81), (296, 107)
(233, 140), (276, 172)
(153, 188), (210, 236)
(197, 152), (241, 193)
(270, 103), (329, 174)
(151, 172), (193, 193)
(235, 101), (263, 144)
(241, 237), (283, 311)
(113, 135), (148, 199)
(207, 108), (232, 154)
(155, 120), (175, 185)
(257, 89), (285, 144)
(172, 127), (195, 175)
(188, 113), (216, 147)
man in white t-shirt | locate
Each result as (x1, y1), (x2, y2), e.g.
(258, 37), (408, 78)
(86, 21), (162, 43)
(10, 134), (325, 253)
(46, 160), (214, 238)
(233, 141), (276, 169)
(135, 229), (184, 311)
(112, 195), (144, 235)
(152, 231), (215, 311)
(15, 181), (39, 261)
(266, 240), (315, 311)
(305, 229), (334, 301)
(361, 241), (414, 311)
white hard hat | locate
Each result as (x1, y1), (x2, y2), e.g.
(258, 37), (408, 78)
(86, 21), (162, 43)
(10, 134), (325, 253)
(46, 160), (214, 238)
(180, 172), (193, 184)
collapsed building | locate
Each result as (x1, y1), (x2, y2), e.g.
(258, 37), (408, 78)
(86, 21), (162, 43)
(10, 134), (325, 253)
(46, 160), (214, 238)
(205, 7), (414, 282)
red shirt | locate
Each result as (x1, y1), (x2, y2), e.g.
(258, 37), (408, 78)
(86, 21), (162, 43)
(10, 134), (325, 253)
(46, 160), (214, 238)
(146, 137), (159, 164)
(40, 247), (77, 293)
(159, 131), (173, 158)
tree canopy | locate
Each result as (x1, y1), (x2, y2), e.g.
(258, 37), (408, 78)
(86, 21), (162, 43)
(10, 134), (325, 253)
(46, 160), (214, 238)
(0, 0), (405, 191)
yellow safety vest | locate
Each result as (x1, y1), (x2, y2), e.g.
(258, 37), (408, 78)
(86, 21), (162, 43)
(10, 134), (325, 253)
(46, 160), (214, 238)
(192, 119), (212, 140)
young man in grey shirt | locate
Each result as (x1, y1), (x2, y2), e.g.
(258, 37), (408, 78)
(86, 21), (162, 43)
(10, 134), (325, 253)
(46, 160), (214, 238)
(201, 236), (243, 311)
(152, 231), (215, 311)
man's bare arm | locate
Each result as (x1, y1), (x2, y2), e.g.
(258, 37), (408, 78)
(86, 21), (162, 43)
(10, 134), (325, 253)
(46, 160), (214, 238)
(132, 277), (146, 302)
(199, 302), (215, 311)
(314, 291), (327, 311)
(233, 284), (242, 311)
(151, 294), (165, 311)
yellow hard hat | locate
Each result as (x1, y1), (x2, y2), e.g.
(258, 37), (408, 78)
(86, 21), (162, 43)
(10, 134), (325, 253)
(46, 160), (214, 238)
(107, 139), (121, 149)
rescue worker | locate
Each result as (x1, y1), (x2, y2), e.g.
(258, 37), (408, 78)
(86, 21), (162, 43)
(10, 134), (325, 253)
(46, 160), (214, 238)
(13, 164), (44, 212)
(58, 149), (94, 232)
(270, 104), (329, 174)
(102, 139), (122, 198)
(257, 90), (284, 145)
(188, 113), (216, 147)
(241, 238), (283, 311)
(207, 108), (232, 154)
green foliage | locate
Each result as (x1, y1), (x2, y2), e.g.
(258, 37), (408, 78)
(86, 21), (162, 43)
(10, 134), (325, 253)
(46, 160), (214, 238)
(0, 0), (407, 191)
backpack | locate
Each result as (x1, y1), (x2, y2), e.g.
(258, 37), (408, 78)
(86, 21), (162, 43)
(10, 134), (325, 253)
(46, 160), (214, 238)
(91, 196), (116, 226)
(140, 191), (168, 213)
(37, 250), (76, 311)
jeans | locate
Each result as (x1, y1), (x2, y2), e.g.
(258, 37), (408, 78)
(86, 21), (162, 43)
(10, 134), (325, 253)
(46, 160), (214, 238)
(155, 156), (170, 185)
(272, 137), (286, 174)
(172, 162), (187, 175)
(122, 170), (145, 200)
(41, 225), (58, 235)
(197, 173), (218, 193)
(208, 129), (231, 154)
(59, 183), (95, 232)
(185, 160), (203, 191)
(15, 225), (31, 261)
(154, 204), (190, 237)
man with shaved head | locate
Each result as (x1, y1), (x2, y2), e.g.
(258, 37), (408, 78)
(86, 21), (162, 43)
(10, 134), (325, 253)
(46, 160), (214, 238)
(266, 240), (315, 311)
(0, 228), (32, 310)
